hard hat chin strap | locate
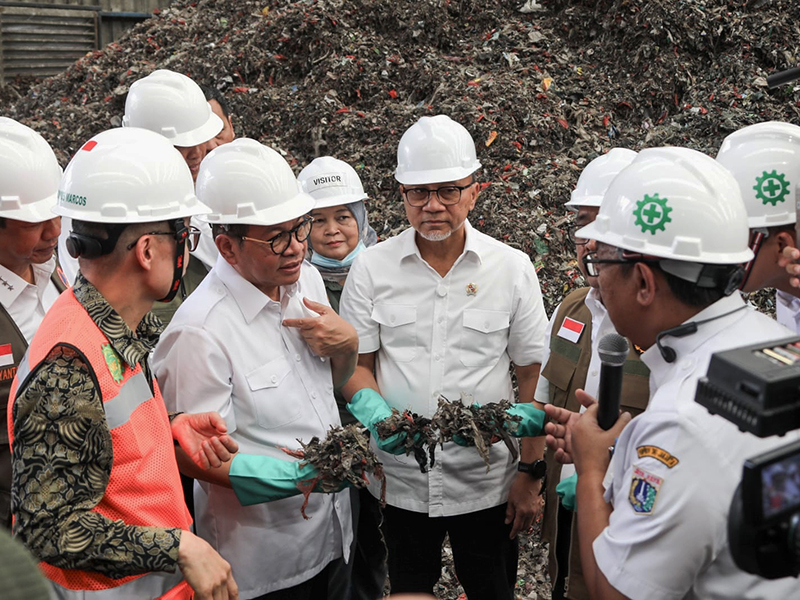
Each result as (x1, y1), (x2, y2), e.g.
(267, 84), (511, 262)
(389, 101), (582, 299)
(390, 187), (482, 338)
(157, 218), (189, 304)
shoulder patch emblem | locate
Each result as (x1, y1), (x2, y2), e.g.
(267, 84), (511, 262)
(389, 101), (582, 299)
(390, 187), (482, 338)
(101, 343), (124, 384)
(637, 445), (679, 468)
(629, 466), (663, 515)
(557, 316), (585, 343)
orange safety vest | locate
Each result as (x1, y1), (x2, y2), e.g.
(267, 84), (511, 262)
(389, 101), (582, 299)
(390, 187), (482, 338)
(8, 290), (193, 599)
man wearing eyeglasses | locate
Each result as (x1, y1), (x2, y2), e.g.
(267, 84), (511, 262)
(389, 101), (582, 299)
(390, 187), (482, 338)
(339, 115), (549, 599)
(153, 139), (358, 600)
(532, 149), (650, 600)
(544, 147), (800, 600)
(8, 128), (241, 599)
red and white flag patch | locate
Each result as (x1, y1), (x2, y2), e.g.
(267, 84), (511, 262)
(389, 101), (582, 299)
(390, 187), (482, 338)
(557, 317), (585, 344)
(0, 344), (13, 367)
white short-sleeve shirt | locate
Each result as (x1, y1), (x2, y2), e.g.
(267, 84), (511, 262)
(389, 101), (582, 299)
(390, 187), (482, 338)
(152, 257), (352, 598)
(595, 293), (800, 600)
(339, 221), (548, 517)
(0, 257), (60, 342)
(776, 289), (800, 334)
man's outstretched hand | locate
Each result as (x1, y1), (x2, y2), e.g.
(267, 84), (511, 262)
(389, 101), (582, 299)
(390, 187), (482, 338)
(172, 412), (239, 470)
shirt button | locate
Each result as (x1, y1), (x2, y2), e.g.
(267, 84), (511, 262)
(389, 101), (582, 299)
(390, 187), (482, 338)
(295, 354), (302, 362)
(437, 316), (444, 324)
(390, 315), (396, 324)
(311, 391), (317, 399)
(434, 354), (441, 362)
(436, 285), (447, 297)
(591, 370), (598, 377)
(680, 360), (692, 371)
(271, 375), (278, 383)
(484, 321), (490, 329)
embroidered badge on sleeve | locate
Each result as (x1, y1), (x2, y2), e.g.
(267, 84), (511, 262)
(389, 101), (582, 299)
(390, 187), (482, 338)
(637, 445), (679, 468)
(629, 466), (663, 515)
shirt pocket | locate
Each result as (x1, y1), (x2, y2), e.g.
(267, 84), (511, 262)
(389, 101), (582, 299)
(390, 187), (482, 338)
(246, 356), (302, 430)
(459, 308), (510, 367)
(371, 304), (417, 363)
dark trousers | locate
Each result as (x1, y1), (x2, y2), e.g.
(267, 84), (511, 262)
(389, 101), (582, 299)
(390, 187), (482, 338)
(350, 488), (388, 600)
(252, 556), (350, 600)
(383, 503), (518, 600)
(552, 502), (574, 599)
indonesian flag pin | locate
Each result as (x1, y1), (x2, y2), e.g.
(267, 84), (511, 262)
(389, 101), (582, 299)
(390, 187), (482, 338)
(466, 283), (478, 296)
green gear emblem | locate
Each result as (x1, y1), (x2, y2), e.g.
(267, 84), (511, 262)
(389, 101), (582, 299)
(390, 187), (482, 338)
(633, 194), (673, 235)
(753, 170), (790, 206)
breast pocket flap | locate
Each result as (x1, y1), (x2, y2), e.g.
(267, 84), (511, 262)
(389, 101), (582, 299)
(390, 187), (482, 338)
(462, 309), (510, 334)
(371, 304), (417, 328)
(246, 357), (293, 391)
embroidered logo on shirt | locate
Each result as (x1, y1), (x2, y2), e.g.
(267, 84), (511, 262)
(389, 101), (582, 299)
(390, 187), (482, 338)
(0, 366), (16, 381)
(466, 283), (478, 296)
(557, 317), (585, 343)
(0, 343), (14, 367)
(629, 466), (663, 515)
(637, 445), (679, 468)
(102, 344), (124, 384)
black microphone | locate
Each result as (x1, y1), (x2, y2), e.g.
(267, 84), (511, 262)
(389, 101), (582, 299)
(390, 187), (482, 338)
(597, 333), (629, 430)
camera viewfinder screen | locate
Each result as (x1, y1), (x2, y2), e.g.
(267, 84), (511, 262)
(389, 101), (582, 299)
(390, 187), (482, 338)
(762, 453), (800, 519)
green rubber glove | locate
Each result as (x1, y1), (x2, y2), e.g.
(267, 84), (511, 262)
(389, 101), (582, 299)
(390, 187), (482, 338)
(506, 403), (546, 437)
(347, 388), (407, 455)
(229, 453), (346, 507)
(557, 472), (578, 512)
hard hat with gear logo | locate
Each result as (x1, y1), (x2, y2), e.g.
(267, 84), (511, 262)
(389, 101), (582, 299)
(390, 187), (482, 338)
(394, 115), (481, 185)
(122, 69), (223, 148)
(565, 148), (637, 210)
(298, 156), (368, 209)
(577, 147), (752, 290)
(196, 138), (315, 226)
(0, 117), (62, 223)
(715, 121), (800, 228)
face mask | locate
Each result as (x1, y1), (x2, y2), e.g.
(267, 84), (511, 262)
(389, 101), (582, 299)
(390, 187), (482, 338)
(310, 241), (366, 270)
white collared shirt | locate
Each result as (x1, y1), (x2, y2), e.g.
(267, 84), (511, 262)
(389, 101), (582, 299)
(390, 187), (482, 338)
(595, 293), (800, 600)
(776, 289), (800, 334)
(535, 287), (613, 482)
(0, 257), (60, 342)
(339, 221), (548, 517)
(152, 256), (352, 599)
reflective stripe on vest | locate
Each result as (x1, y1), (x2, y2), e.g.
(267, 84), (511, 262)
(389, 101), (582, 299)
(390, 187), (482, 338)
(8, 290), (191, 598)
(50, 570), (189, 600)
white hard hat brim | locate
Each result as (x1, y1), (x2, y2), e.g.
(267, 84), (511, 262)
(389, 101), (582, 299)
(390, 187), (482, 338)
(201, 191), (316, 227)
(1, 192), (59, 223)
(576, 219), (755, 265)
(565, 193), (603, 209)
(167, 111), (224, 148)
(394, 164), (480, 186)
(312, 192), (369, 210)
(53, 193), (212, 223)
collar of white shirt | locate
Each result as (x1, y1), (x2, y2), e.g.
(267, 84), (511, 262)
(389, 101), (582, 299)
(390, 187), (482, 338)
(399, 219), (484, 265)
(213, 255), (298, 324)
(0, 257), (56, 310)
(640, 292), (747, 385)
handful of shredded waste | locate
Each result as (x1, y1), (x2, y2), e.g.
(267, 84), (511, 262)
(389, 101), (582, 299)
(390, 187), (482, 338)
(431, 397), (522, 471)
(375, 408), (439, 473)
(281, 424), (386, 519)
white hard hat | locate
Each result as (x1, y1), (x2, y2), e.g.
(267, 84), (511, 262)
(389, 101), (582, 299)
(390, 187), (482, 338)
(565, 148), (638, 210)
(298, 156), (368, 209)
(716, 121), (800, 228)
(196, 138), (315, 226)
(0, 117), (62, 223)
(54, 127), (210, 223)
(394, 115), (481, 185)
(577, 147), (752, 264)
(122, 69), (223, 148)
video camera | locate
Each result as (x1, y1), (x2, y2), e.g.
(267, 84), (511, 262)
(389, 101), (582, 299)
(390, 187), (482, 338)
(696, 336), (800, 579)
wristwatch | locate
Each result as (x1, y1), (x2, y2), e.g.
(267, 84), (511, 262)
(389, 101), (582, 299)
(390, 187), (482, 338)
(517, 459), (547, 481)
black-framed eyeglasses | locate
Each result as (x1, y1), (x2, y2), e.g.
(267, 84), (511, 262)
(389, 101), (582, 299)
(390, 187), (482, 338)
(240, 215), (312, 256)
(126, 225), (201, 253)
(582, 251), (660, 277)
(402, 182), (475, 207)
(567, 224), (589, 246)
